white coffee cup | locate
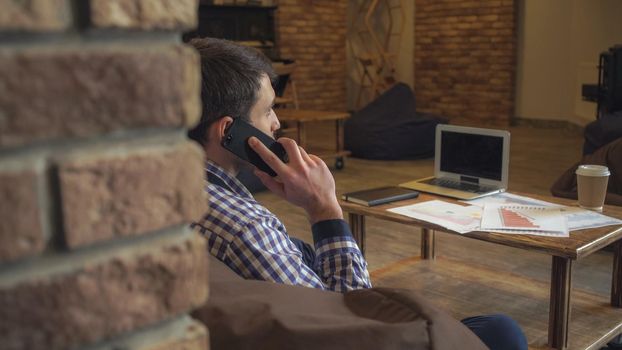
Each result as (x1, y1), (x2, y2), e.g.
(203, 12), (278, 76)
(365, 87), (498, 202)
(575, 165), (610, 212)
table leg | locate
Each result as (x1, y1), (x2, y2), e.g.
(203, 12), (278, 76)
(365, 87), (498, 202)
(548, 256), (572, 350)
(348, 213), (366, 256)
(611, 240), (622, 306)
(297, 121), (307, 149)
(421, 228), (435, 260)
(336, 119), (344, 153)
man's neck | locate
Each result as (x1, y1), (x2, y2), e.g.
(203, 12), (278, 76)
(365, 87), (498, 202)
(204, 142), (239, 176)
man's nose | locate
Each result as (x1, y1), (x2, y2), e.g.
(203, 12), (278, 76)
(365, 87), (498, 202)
(273, 114), (281, 131)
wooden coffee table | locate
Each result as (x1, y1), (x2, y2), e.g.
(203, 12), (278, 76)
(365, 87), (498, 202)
(340, 192), (622, 350)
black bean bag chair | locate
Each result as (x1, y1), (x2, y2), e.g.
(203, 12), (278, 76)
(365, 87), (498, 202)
(583, 110), (622, 155)
(345, 83), (448, 160)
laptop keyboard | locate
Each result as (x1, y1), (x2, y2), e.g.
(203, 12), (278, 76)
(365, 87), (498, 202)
(422, 178), (496, 194)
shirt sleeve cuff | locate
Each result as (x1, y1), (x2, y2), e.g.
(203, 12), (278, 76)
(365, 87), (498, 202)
(311, 219), (352, 243)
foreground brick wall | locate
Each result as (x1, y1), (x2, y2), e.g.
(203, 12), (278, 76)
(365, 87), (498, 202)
(0, 1), (209, 349)
(277, 0), (348, 111)
(414, 0), (516, 125)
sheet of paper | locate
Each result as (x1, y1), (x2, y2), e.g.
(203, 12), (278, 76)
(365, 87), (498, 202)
(464, 192), (622, 232)
(559, 206), (622, 231)
(462, 192), (558, 208)
(480, 203), (568, 237)
(388, 200), (481, 234)
(486, 229), (569, 237)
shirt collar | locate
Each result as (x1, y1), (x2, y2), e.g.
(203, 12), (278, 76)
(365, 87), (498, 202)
(205, 160), (253, 199)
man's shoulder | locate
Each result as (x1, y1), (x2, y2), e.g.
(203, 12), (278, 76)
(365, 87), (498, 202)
(207, 183), (259, 212)
(202, 183), (282, 231)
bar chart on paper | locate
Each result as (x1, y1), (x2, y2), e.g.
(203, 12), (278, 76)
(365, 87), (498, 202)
(480, 204), (568, 237)
(499, 207), (539, 228)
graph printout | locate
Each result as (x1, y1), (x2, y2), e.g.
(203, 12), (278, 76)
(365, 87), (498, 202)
(388, 200), (482, 234)
(480, 204), (568, 236)
(558, 206), (622, 231)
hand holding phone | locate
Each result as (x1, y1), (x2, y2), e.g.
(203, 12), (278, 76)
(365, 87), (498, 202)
(221, 118), (288, 177)
(248, 136), (344, 223)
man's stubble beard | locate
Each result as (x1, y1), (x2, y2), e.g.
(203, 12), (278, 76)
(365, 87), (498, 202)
(234, 156), (254, 176)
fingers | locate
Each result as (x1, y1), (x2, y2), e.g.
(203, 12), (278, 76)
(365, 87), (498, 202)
(278, 138), (303, 165)
(298, 146), (314, 164)
(309, 154), (326, 167)
(248, 136), (288, 175)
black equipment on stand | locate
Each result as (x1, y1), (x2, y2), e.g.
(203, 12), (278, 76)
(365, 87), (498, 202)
(581, 45), (622, 155)
(582, 45), (622, 119)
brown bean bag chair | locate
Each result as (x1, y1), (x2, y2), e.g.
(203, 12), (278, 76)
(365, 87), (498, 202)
(192, 256), (487, 350)
(551, 137), (622, 206)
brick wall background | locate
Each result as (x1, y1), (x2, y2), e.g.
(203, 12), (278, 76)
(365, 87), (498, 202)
(0, 1), (210, 349)
(277, 0), (348, 111)
(414, 0), (516, 125)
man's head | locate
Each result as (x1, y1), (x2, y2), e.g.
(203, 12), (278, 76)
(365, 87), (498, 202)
(188, 38), (279, 147)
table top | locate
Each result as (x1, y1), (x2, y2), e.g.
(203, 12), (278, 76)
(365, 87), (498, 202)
(276, 108), (350, 122)
(340, 191), (622, 260)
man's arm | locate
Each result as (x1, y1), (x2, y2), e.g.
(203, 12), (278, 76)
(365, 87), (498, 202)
(311, 219), (371, 291)
(248, 136), (371, 291)
(224, 217), (370, 292)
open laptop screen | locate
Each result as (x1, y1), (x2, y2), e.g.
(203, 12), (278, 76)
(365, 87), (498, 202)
(440, 130), (504, 181)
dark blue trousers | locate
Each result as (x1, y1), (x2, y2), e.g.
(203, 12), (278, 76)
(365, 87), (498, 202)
(461, 314), (528, 350)
(291, 237), (528, 350)
(290, 236), (316, 269)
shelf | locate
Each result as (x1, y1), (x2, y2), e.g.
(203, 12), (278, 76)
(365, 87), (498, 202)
(200, 1), (277, 10)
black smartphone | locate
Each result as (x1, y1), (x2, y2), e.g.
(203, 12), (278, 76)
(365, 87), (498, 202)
(221, 118), (288, 177)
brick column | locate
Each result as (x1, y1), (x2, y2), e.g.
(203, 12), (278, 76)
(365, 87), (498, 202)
(0, 1), (210, 349)
(414, 0), (517, 125)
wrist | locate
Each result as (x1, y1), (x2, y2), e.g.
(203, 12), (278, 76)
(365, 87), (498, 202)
(307, 201), (343, 224)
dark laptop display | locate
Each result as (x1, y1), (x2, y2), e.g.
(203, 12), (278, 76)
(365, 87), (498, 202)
(440, 131), (504, 181)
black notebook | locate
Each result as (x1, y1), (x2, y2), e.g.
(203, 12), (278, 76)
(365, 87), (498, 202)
(341, 186), (420, 207)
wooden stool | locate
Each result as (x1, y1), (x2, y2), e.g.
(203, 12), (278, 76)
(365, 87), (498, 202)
(276, 109), (351, 169)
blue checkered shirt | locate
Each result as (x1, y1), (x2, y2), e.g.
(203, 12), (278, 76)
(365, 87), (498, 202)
(191, 160), (371, 293)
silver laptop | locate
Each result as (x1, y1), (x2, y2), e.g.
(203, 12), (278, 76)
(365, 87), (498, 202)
(400, 124), (510, 200)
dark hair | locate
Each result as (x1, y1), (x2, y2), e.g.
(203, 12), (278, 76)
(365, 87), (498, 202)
(187, 38), (276, 145)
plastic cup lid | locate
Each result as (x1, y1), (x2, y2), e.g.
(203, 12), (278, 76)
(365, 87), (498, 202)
(575, 164), (610, 177)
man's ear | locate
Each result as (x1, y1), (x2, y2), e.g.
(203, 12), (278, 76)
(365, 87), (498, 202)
(209, 116), (234, 143)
